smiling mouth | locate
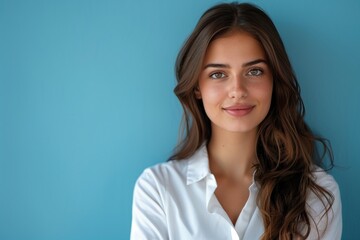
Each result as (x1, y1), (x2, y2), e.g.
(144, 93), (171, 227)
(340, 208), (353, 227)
(222, 105), (254, 117)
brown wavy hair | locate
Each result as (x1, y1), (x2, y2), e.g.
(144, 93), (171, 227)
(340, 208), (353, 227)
(171, 2), (334, 240)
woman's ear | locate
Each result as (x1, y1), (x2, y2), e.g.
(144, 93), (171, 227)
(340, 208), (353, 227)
(194, 87), (202, 99)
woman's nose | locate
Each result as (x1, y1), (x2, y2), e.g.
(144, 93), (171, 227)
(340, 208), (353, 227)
(228, 76), (248, 100)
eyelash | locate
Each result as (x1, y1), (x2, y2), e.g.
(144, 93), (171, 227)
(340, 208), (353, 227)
(208, 68), (264, 79)
(247, 68), (264, 77)
(209, 72), (226, 79)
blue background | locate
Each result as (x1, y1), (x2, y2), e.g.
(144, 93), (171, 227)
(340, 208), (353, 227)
(1, 0), (359, 239)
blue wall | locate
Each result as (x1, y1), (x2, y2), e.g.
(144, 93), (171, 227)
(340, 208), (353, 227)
(1, 0), (359, 239)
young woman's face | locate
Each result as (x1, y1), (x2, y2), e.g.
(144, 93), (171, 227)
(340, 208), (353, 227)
(197, 30), (273, 134)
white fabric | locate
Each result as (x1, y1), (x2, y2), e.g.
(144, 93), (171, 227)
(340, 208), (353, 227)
(130, 144), (342, 240)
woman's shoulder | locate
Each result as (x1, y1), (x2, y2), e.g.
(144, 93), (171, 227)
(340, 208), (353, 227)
(135, 159), (189, 188)
(311, 167), (340, 194)
(306, 168), (342, 238)
(136, 145), (209, 187)
(307, 166), (341, 217)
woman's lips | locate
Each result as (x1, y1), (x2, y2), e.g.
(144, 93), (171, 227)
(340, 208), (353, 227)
(222, 105), (255, 117)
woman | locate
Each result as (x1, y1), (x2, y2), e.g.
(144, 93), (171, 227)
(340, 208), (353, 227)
(131, 2), (342, 239)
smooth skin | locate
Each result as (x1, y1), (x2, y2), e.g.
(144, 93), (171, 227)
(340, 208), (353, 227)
(196, 30), (273, 224)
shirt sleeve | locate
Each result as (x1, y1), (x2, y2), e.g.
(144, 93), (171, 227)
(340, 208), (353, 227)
(130, 168), (168, 240)
(307, 172), (342, 240)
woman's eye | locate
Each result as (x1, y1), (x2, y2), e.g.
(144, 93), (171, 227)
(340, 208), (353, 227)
(247, 68), (263, 76)
(209, 72), (226, 79)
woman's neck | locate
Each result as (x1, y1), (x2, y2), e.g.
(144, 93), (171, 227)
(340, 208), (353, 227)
(207, 126), (257, 180)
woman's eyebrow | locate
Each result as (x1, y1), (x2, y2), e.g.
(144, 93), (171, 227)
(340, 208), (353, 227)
(203, 59), (267, 69)
(242, 59), (267, 67)
(203, 63), (230, 69)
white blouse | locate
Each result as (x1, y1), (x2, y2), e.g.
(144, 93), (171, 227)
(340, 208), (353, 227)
(130, 145), (342, 239)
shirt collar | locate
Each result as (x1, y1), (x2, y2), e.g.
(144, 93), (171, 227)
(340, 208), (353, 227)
(186, 143), (211, 185)
(185, 142), (260, 191)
